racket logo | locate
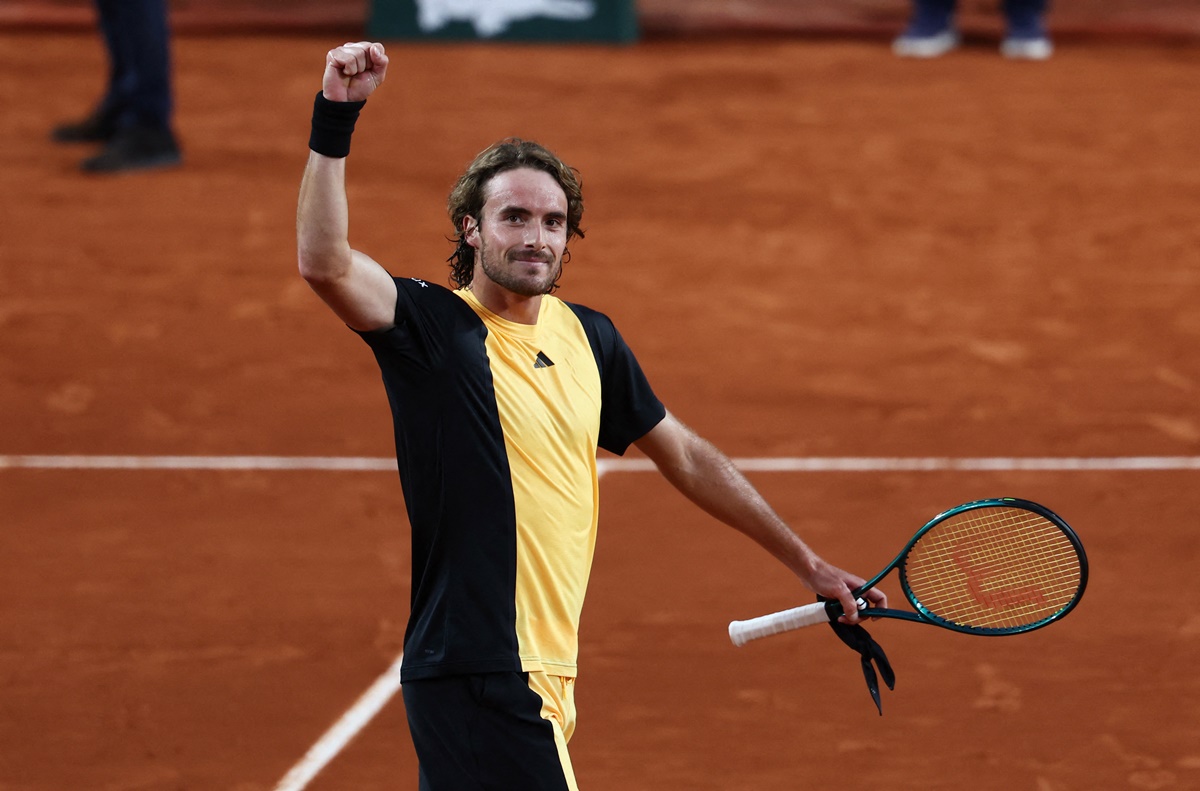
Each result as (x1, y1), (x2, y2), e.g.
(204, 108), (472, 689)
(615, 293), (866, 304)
(952, 538), (1048, 611)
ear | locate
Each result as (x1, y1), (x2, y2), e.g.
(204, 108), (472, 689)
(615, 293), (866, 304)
(462, 216), (480, 249)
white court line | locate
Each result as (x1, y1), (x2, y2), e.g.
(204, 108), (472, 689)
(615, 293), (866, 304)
(599, 455), (1200, 473)
(4, 454), (1200, 472)
(0, 455), (398, 471)
(272, 651), (405, 791)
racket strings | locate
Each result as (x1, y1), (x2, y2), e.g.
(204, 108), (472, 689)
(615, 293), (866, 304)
(903, 507), (1083, 630)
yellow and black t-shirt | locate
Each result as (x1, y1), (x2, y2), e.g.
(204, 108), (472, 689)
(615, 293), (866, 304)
(358, 277), (665, 682)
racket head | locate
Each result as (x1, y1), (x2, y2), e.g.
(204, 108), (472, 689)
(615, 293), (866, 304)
(893, 498), (1088, 635)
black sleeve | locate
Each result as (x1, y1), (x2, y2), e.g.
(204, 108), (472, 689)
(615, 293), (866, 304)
(566, 302), (666, 455)
(353, 277), (456, 370)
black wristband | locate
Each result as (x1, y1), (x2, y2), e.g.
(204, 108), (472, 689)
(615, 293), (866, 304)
(309, 91), (367, 158)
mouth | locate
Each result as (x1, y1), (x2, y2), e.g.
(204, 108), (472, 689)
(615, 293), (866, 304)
(511, 255), (553, 267)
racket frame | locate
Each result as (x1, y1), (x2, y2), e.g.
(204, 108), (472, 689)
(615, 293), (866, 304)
(839, 497), (1089, 635)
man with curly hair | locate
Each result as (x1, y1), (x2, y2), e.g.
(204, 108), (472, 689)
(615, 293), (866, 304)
(296, 40), (886, 791)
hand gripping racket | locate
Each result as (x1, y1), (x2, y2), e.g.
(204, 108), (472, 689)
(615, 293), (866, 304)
(729, 498), (1088, 646)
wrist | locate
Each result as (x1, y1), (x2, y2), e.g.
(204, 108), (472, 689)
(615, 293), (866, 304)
(785, 539), (819, 581)
(309, 91), (367, 158)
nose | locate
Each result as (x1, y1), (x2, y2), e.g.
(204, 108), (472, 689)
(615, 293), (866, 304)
(523, 222), (544, 249)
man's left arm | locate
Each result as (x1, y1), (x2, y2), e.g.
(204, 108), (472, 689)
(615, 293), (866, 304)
(633, 411), (887, 623)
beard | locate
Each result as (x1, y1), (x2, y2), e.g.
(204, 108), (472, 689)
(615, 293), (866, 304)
(477, 237), (562, 297)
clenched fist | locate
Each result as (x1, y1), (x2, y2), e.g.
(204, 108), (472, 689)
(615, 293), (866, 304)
(323, 41), (389, 103)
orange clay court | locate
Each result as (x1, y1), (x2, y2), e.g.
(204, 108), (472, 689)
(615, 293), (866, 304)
(1, 6), (1199, 790)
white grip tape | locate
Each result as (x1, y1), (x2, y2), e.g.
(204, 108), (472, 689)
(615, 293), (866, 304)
(728, 602), (829, 647)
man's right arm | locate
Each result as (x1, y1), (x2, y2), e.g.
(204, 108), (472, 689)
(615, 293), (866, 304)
(296, 42), (397, 332)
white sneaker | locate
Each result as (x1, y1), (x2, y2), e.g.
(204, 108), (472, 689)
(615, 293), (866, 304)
(892, 30), (960, 58)
(1001, 36), (1053, 60)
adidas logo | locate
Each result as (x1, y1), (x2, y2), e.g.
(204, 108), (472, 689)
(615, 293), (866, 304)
(533, 351), (555, 369)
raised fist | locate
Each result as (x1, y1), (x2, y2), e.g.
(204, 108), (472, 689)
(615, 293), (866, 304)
(323, 41), (389, 103)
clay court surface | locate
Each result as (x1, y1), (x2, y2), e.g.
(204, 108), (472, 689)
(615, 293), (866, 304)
(2, 24), (1200, 791)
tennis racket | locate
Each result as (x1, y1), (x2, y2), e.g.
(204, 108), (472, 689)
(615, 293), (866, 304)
(729, 498), (1087, 646)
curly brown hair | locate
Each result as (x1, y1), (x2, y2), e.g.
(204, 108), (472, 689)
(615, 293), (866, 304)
(446, 138), (585, 290)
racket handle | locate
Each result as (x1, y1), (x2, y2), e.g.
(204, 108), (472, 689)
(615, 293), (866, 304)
(729, 601), (831, 646)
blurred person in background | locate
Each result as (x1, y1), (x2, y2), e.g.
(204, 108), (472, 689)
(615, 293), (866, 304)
(893, 0), (1053, 60)
(51, 0), (181, 172)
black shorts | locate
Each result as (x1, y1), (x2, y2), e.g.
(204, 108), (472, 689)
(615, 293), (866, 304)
(402, 671), (574, 791)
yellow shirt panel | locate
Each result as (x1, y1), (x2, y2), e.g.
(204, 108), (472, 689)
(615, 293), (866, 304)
(456, 290), (602, 677)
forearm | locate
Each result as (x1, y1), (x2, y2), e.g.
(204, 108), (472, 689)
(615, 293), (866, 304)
(296, 151), (353, 284)
(652, 433), (819, 578)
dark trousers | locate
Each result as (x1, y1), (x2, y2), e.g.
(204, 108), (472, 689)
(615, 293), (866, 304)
(909, 0), (1049, 30)
(403, 672), (571, 791)
(96, 0), (173, 129)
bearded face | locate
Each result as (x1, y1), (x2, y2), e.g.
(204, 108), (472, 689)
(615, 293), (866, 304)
(467, 167), (569, 298)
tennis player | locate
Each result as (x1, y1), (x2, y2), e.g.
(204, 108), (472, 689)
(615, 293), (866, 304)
(296, 41), (887, 791)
